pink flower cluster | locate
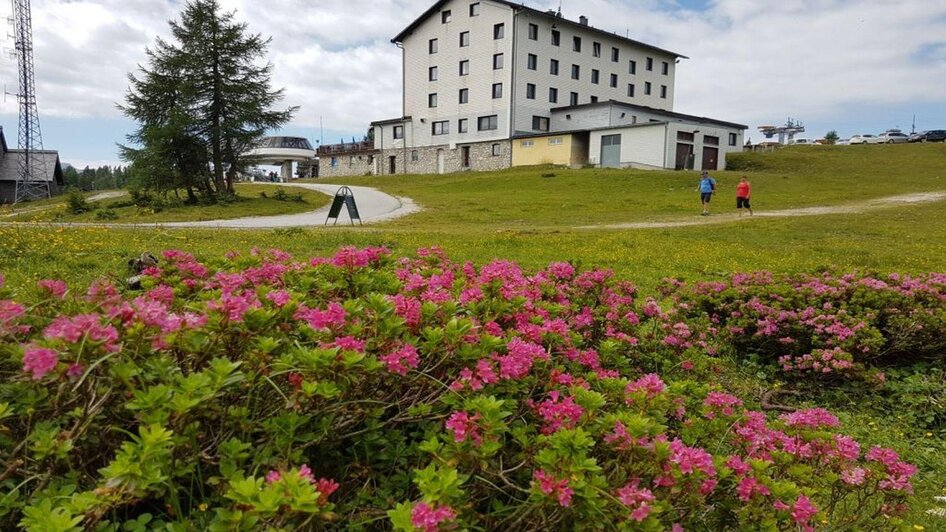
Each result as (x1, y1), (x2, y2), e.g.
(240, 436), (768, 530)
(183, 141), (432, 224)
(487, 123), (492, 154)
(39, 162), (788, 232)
(866, 447), (918, 493)
(44, 313), (120, 353)
(531, 391), (584, 434)
(411, 502), (457, 532)
(533, 470), (573, 507)
(444, 411), (483, 446)
(380, 344), (420, 376)
(703, 391), (743, 419)
(265, 464), (339, 504)
(625, 373), (666, 404)
(616, 479), (655, 521)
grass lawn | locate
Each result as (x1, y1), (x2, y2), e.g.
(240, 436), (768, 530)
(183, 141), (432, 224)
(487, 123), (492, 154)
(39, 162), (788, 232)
(1, 144), (945, 526)
(7, 184), (330, 223)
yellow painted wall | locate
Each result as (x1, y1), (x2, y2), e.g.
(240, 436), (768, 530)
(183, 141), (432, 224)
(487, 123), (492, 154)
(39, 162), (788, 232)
(512, 135), (576, 166)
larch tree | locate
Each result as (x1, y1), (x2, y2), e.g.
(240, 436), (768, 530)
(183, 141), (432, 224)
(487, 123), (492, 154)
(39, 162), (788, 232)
(120, 0), (295, 198)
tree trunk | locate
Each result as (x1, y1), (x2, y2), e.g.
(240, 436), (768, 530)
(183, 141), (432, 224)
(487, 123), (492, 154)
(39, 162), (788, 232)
(210, 21), (225, 195)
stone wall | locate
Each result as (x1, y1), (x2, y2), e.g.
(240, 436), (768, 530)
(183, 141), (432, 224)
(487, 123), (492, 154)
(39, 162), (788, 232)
(377, 140), (512, 176)
(318, 151), (378, 178)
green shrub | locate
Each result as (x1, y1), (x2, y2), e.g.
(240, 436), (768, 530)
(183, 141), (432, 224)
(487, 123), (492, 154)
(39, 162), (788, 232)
(66, 188), (90, 214)
(0, 249), (919, 530)
(94, 209), (119, 221)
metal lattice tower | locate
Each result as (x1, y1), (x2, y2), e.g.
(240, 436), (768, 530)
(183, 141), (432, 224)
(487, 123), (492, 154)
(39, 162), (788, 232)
(12, 0), (50, 203)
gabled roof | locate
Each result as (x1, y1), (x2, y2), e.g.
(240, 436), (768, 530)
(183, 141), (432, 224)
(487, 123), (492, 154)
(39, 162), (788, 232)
(551, 99), (748, 130)
(0, 126), (65, 184)
(392, 0), (687, 59)
(0, 150), (65, 184)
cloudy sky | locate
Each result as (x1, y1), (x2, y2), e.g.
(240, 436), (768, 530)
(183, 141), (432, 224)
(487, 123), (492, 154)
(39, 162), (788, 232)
(1, 0), (944, 167)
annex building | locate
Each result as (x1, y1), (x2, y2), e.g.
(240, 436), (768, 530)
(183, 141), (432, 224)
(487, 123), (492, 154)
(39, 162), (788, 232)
(0, 127), (64, 204)
(318, 0), (746, 177)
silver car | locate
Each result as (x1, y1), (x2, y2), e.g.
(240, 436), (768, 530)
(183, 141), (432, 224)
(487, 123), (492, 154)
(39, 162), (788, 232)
(849, 134), (875, 145)
(876, 131), (909, 144)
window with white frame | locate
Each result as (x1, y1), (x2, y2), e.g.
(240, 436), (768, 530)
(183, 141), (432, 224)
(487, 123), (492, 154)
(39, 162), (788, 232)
(549, 137), (563, 145)
(493, 23), (504, 39)
(459, 118), (468, 133)
(528, 23), (538, 40)
(491, 143), (501, 156)
(459, 31), (470, 47)
(432, 121), (449, 135)
(611, 47), (620, 62)
(469, 2), (479, 16)
(493, 53), (503, 69)
(428, 66), (438, 81)
(549, 87), (558, 103)
(520, 140), (534, 147)
(441, 10), (451, 23)
(527, 53), (537, 70)
(459, 88), (469, 104)
(550, 58), (559, 75)
(429, 38), (438, 54)
(393, 125), (403, 139)
(428, 93), (437, 108)
(459, 60), (470, 76)
(532, 116), (549, 131)
(492, 83), (502, 99)
(526, 83), (536, 99)
(610, 73), (618, 88)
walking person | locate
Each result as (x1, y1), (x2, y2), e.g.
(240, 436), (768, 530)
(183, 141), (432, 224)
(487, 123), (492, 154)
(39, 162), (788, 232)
(736, 175), (753, 216)
(698, 171), (717, 216)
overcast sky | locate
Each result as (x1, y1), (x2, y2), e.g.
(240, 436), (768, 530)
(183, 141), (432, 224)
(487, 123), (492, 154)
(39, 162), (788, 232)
(1, 0), (944, 167)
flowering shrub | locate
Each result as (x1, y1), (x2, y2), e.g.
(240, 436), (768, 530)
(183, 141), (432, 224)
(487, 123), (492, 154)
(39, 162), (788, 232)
(664, 271), (946, 380)
(0, 249), (918, 530)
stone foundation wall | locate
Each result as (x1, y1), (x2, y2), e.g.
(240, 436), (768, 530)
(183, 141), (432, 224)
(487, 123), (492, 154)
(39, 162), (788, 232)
(377, 140), (512, 176)
(318, 151), (378, 178)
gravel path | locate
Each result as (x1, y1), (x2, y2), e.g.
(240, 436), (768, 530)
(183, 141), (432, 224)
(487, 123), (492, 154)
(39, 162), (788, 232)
(1, 184), (419, 229)
(578, 191), (946, 230)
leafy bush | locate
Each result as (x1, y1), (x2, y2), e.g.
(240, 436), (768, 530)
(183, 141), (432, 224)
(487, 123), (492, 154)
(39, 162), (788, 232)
(94, 209), (119, 221)
(663, 272), (946, 381)
(0, 252), (919, 530)
(66, 188), (91, 215)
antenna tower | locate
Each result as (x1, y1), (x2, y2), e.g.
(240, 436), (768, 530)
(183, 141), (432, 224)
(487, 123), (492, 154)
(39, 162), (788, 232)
(12, 0), (50, 203)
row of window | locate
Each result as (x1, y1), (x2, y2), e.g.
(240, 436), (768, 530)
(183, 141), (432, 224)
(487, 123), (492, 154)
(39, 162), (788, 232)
(426, 80), (666, 111)
(429, 114), (499, 136)
(434, 9), (672, 76)
(428, 56), (666, 93)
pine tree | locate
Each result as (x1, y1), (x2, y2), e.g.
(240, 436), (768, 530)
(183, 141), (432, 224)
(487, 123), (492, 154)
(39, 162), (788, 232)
(120, 0), (294, 197)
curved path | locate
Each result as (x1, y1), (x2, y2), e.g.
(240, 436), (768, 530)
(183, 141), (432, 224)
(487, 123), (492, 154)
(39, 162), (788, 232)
(158, 183), (420, 228)
(577, 191), (946, 230)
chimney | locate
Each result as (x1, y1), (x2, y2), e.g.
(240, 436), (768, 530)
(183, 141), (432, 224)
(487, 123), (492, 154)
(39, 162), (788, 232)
(579, 15), (588, 25)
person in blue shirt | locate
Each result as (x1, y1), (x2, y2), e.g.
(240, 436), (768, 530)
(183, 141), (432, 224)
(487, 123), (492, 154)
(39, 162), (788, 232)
(697, 171), (717, 216)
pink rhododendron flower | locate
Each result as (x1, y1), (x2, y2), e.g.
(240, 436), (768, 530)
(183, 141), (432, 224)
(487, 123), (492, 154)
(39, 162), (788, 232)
(532, 391), (584, 434)
(703, 392), (743, 418)
(533, 470), (573, 507)
(616, 479), (655, 522)
(331, 336), (365, 352)
(66, 363), (84, 378)
(736, 476), (771, 502)
(791, 495), (817, 529)
(295, 302), (347, 330)
(411, 502), (457, 532)
(23, 347), (58, 380)
(841, 467), (867, 486)
(265, 470), (282, 484)
(314, 477), (339, 503)
(265, 290), (291, 307)
(44, 314), (120, 353)
(625, 373), (666, 403)
(445, 411), (483, 445)
(0, 300), (28, 337)
(379, 344), (420, 376)
(37, 279), (68, 299)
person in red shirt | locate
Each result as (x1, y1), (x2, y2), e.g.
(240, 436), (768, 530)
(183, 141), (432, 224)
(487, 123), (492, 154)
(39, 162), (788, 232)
(736, 175), (753, 216)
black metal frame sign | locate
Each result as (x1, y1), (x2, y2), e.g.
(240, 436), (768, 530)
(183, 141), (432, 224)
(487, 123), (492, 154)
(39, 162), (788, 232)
(325, 186), (362, 226)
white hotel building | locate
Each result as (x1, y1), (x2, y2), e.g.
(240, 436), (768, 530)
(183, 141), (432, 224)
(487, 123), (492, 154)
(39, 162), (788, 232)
(318, 0), (746, 177)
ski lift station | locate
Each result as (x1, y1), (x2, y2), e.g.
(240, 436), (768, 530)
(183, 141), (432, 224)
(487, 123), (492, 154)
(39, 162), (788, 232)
(244, 136), (317, 181)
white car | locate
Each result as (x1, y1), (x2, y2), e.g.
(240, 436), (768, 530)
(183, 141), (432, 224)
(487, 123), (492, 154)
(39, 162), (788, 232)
(835, 138), (851, 146)
(876, 131), (909, 144)
(849, 134), (875, 145)
(789, 138), (815, 145)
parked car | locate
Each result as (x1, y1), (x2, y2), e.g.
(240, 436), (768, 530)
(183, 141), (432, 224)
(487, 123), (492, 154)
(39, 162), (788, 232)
(877, 131), (909, 144)
(908, 132), (925, 143)
(916, 130), (946, 142)
(849, 134), (875, 145)
(789, 138), (815, 145)
(835, 138), (851, 146)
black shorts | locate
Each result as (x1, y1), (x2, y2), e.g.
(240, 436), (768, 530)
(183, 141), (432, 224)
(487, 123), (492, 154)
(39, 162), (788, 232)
(737, 197), (751, 209)
(701, 192), (713, 203)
